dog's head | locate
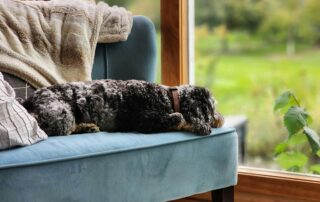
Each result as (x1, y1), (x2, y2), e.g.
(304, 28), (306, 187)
(178, 85), (224, 135)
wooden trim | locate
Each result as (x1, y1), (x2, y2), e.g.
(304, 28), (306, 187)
(236, 167), (320, 202)
(176, 167), (320, 202)
(161, 0), (189, 86)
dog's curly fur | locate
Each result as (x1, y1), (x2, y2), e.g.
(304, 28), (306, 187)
(23, 79), (224, 136)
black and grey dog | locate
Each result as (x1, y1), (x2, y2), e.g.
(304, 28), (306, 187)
(23, 79), (224, 136)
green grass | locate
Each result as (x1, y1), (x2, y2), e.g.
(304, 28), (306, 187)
(195, 31), (320, 168)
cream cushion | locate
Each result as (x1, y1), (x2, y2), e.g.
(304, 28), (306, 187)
(0, 72), (47, 150)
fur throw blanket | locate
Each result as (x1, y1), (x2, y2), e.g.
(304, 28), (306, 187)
(0, 0), (132, 88)
(23, 79), (224, 136)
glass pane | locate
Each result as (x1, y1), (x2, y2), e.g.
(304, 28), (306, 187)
(194, 0), (320, 175)
(97, 0), (161, 83)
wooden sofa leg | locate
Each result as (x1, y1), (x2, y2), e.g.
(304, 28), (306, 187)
(211, 186), (234, 202)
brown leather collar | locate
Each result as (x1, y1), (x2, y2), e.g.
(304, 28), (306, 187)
(169, 87), (180, 112)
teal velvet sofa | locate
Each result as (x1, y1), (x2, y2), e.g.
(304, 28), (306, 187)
(0, 16), (238, 202)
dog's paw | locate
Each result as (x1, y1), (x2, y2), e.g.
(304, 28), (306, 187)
(74, 123), (100, 134)
(213, 111), (224, 128)
(194, 124), (211, 136)
(185, 117), (212, 135)
(179, 118), (211, 135)
(169, 112), (184, 124)
(86, 124), (100, 133)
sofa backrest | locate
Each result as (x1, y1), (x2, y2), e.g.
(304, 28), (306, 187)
(92, 16), (157, 82)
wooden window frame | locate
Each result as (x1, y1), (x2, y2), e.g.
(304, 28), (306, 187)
(190, 167), (320, 201)
(161, 0), (189, 86)
(160, 0), (320, 201)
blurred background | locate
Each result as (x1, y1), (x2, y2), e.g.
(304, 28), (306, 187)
(101, 0), (320, 173)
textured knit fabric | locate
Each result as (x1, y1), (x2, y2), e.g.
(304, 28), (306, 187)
(0, 0), (133, 88)
(0, 72), (47, 150)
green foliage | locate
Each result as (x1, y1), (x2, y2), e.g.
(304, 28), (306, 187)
(274, 92), (320, 173)
(195, 0), (320, 55)
(310, 164), (320, 174)
(100, 0), (320, 47)
(194, 2), (320, 171)
(275, 152), (308, 171)
(195, 31), (320, 163)
(274, 91), (298, 112)
(274, 142), (289, 156)
(195, 0), (263, 32)
(304, 127), (320, 154)
(284, 106), (311, 136)
(287, 133), (308, 145)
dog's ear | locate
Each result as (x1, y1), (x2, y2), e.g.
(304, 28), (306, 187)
(203, 87), (212, 98)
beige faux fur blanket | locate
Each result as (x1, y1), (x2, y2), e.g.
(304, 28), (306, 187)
(0, 0), (132, 88)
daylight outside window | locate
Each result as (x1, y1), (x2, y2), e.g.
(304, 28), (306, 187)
(194, 0), (320, 174)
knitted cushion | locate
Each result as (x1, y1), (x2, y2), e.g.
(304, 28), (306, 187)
(0, 72), (47, 150)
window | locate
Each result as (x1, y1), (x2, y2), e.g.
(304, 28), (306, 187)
(194, 0), (320, 174)
(161, 0), (320, 200)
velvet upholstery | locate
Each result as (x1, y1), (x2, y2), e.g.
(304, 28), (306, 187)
(0, 16), (238, 202)
(0, 128), (237, 202)
(92, 16), (157, 82)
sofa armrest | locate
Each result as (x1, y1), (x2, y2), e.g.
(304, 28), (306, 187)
(92, 16), (157, 82)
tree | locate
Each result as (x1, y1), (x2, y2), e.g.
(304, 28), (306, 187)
(101, 0), (133, 7)
(195, 0), (263, 33)
(129, 0), (160, 30)
(302, 0), (320, 45)
(257, 0), (305, 55)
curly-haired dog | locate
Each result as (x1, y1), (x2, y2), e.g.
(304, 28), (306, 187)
(23, 79), (224, 136)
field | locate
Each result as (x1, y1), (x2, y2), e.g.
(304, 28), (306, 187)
(195, 29), (320, 169)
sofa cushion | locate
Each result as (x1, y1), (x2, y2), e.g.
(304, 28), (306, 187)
(0, 128), (237, 202)
(0, 72), (47, 150)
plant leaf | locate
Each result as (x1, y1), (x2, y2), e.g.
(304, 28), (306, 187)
(304, 127), (320, 154)
(287, 133), (307, 146)
(275, 152), (308, 171)
(274, 91), (298, 112)
(309, 164), (320, 174)
(274, 141), (288, 156)
(317, 150), (320, 157)
(284, 107), (311, 136)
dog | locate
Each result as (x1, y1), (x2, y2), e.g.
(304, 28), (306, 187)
(23, 79), (224, 136)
